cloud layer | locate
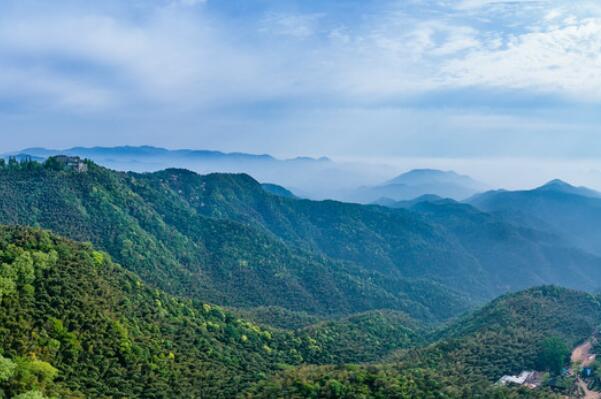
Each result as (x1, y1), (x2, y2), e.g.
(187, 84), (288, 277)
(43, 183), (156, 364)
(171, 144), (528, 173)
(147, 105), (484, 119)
(0, 0), (599, 166)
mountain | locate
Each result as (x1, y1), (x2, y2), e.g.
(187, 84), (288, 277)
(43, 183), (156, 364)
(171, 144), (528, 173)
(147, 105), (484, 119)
(245, 286), (599, 398)
(468, 179), (601, 256)
(14, 146), (280, 162)
(0, 158), (473, 323)
(163, 168), (601, 297)
(349, 169), (488, 203)
(373, 194), (446, 208)
(423, 285), (600, 378)
(0, 225), (440, 398)
(535, 179), (601, 198)
(7, 146), (384, 201)
(2, 159), (601, 326)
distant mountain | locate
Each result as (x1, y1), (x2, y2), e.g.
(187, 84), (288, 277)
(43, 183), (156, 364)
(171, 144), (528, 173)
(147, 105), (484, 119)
(536, 178), (601, 198)
(0, 159), (474, 323)
(16, 145), (279, 161)
(8, 146), (379, 200)
(349, 169), (488, 203)
(373, 194), (446, 208)
(2, 153), (45, 162)
(468, 179), (601, 256)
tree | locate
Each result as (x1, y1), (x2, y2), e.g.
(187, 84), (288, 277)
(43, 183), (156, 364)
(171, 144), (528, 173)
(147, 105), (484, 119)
(13, 391), (48, 399)
(0, 356), (16, 383)
(537, 337), (570, 375)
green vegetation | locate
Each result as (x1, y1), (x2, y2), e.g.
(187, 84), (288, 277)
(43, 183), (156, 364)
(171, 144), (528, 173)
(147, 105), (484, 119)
(408, 286), (600, 380)
(2, 158), (601, 329)
(232, 307), (324, 330)
(244, 364), (559, 399)
(246, 286), (600, 398)
(0, 224), (436, 398)
(0, 159), (475, 323)
(296, 310), (423, 364)
(3, 159), (601, 398)
(0, 225), (597, 398)
(537, 337), (570, 375)
(0, 226), (316, 397)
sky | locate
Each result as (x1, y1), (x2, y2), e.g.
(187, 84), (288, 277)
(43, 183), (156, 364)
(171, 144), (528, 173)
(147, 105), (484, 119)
(1, 0), (601, 188)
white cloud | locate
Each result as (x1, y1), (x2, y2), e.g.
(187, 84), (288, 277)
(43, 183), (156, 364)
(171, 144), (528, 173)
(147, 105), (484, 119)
(0, 0), (601, 113)
(441, 18), (601, 99)
(0, 5), (283, 110)
(0, 63), (114, 110)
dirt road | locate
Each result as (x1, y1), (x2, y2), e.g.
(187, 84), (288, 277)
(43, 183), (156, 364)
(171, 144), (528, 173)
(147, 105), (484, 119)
(572, 342), (597, 367)
(571, 341), (600, 399)
(577, 378), (601, 399)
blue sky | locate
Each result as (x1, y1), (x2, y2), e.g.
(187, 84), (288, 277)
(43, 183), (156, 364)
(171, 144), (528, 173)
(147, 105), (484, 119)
(1, 0), (600, 173)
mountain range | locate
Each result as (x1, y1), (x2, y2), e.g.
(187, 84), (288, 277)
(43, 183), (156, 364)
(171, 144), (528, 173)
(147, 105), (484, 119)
(349, 168), (488, 203)
(1, 159), (600, 320)
(2, 155), (601, 397)
(5, 146), (381, 201)
(6, 146), (493, 203)
(468, 179), (601, 256)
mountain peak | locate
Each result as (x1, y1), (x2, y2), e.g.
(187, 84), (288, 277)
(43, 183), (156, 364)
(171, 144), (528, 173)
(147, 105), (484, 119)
(535, 179), (601, 198)
(540, 179), (572, 188)
(390, 169), (456, 180)
(386, 169), (486, 190)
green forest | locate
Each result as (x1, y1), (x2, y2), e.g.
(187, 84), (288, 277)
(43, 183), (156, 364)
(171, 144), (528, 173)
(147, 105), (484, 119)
(0, 158), (600, 398)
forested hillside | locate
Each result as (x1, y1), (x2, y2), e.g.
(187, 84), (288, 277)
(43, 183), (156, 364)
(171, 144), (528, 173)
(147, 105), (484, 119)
(0, 160), (468, 323)
(139, 168), (601, 298)
(468, 181), (601, 256)
(1, 226), (597, 398)
(1, 159), (601, 328)
(0, 226), (315, 398)
(1, 161), (601, 397)
(246, 286), (601, 398)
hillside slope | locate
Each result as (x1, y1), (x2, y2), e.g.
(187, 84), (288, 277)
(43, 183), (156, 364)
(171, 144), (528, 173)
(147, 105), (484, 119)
(246, 286), (601, 398)
(149, 168), (601, 297)
(2, 160), (601, 325)
(0, 160), (469, 322)
(0, 226), (309, 398)
(468, 180), (601, 256)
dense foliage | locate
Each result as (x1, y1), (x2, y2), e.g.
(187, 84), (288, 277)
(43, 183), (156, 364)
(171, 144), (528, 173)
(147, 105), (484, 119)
(2, 159), (601, 398)
(243, 364), (560, 399)
(468, 181), (601, 256)
(2, 159), (601, 328)
(296, 311), (422, 364)
(232, 307), (324, 330)
(394, 286), (601, 381)
(246, 286), (600, 398)
(0, 226), (316, 398)
(537, 337), (570, 375)
(0, 225), (439, 398)
(0, 160), (473, 322)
